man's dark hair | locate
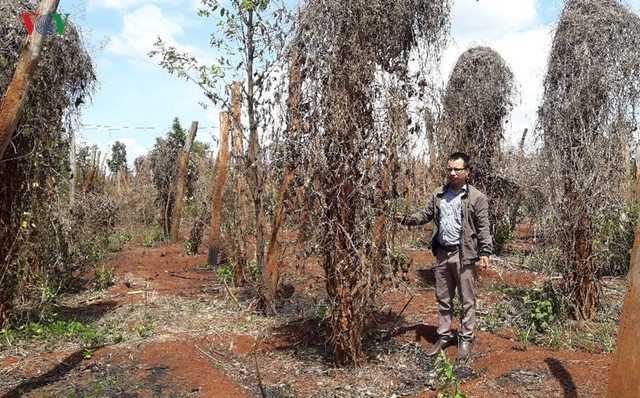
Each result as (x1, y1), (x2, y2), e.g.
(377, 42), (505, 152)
(448, 152), (472, 169)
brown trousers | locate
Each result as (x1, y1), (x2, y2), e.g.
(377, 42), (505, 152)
(434, 246), (477, 341)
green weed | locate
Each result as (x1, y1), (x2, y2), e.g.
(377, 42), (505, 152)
(94, 264), (115, 290)
(594, 203), (640, 277)
(522, 286), (556, 334)
(1, 318), (122, 350)
(216, 261), (234, 282)
(407, 237), (428, 249)
(249, 259), (261, 281)
(134, 322), (156, 338)
(314, 303), (328, 328)
(493, 219), (515, 255)
(434, 350), (467, 398)
(184, 237), (193, 255)
(142, 226), (165, 247)
(107, 228), (133, 250)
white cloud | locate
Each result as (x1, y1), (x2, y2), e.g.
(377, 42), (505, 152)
(116, 137), (151, 163)
(105, 3), (215, 70)
(494, 26), (553, 148)
(441, 1), (553, 150)
(623, 0), (640, 12)
(89, 0), (178, 10)
(107, 4), (184, 60)
(451, 0), (539, 41)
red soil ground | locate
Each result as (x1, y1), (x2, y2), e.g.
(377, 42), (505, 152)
(0, 226), (617, 397)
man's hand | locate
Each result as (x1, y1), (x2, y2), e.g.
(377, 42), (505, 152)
(393, 212), (405, 223)
(478, 256), (490, 271)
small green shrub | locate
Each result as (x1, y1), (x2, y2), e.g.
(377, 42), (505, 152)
(0, 318), (120, 350)
(522, 285), (556, 334)
(483, 282), (564, 346)
(493, 219), (515, 255)
(249, 259), (261, 281)
(407, 237), (427, 249)
(314, 303), (328, 328)
(216, 261), (234, 282)
(434, 351), (467, 398)
(142, 225), (165, 247)
(94, 264), (115, 290)
(107, 228), (133, 250)
(134, 322), (156, 338)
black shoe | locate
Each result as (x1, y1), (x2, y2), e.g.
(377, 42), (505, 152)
(456, 338), (473, 359)
(425, 336), (454, 357)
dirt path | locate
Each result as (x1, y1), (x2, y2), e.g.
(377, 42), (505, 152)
(0, 234), (615, 397)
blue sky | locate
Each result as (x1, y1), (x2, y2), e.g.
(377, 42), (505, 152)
(52, 0), (640, 164)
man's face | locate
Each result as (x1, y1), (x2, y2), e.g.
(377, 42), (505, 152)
(446, 158), (468, 185)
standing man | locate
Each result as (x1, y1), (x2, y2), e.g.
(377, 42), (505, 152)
(394, 152), (491, 359)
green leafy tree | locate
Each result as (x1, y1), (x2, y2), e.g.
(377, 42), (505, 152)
(107, 140), (128, 174)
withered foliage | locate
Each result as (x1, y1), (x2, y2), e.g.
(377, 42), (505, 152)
(538, 0), (640, 320)
(284, 0), (451, 366)
(147, 118), (201, 238)
(439, 46), (517, 250)
(0, 0), (97, 326)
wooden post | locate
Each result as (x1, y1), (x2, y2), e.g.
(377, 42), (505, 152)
(208, 113), (230, 267)
(607, 198), (640, 397)
(518, 128), (528, 161)
(0, 0), (61, 161)
(170, 121), (198, 243)
(231, 82), (244, 161)
(83, 148), (99, 195)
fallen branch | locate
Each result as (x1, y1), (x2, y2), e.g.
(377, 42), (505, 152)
(223, 279), (243, 310)
(384, 295), (414, 340)
(253, 338), (267, 398)
(194, 344), (223, 363)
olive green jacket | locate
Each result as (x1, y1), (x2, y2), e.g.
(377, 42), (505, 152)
(401, 183), (492, 265)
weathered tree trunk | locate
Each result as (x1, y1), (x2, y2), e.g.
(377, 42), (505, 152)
(230, 82), (249, 285)
(170, 121), (198, 243)
(118, 166), (129, 190)
(263, 171), (294, 312)
(261, 48), (304, 313)
(208, 113), (230, 267)
(0, 290), (12, 330)
(0, 0), (62, 328)
(607, 206), (640, 397)
(425, 109), (439, 188)
(244, 9), (268, 307)
(320, 64), (372, 366)
(322, 162), (367, 366)
(566, 182), (598, 320)
(0, 0), (61, 161)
